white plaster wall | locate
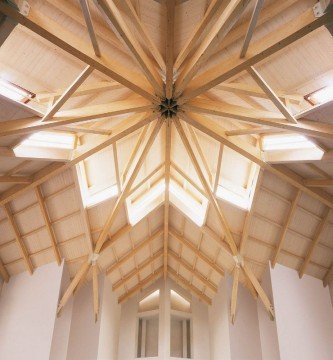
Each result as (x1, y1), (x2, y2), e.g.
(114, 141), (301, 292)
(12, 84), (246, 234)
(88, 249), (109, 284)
(271, 264), (333, 360)
(227, 275), (262, 360)
(0, 262), (64, 360)
(209, 277), (231, 360)
(257, 264), (280, 360)
(97, 277), (121, 360)
(117, 296), (139, 360)
(50, 263), (73, 360)
(66, 276), (104, 360)
(329, 279), (333, 307)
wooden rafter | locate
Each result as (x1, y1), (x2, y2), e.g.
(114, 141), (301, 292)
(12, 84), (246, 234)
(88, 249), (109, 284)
(0, 256), (10, 283)
(164, 121), (171, 278)
(239, 0), (264, 58)
(230, 265), (240, 324)
(299, 208), (330, 278)
(180, 7), (333, 101)
(92, 263), (99, 322)
(4, 203), (33, 274)
(165, 0), (175, 99)
(0, 3), (156, 101)
(247, 66), (298, 124)
(94, 0), (163, 96)
(35, 186), (62, 265)
(175, 0), (251, 95)
(272, 189), (301, 267)
(79, 0), (101, 57)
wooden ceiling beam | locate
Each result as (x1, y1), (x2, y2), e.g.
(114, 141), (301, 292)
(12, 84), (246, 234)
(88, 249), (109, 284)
(0, 113), (156, 206)
(118, 266), (163, 303)
(299, 208), (330, 278)
(230, 265), (240, 324)
(79, 0), (101, 57)
(165, 0), (175, 98)
(0, 256), (10, 283)
(304, 178), (333, 187)
(175, 0), (251, 95)
(180, 7), (333, 102)
(92, 263), (99, 322)
(115, 0), (165, 72)
(182, 113), (333, 209)
(183, 98), (333, 140)
(169, 227), (225, 277)
(93, 0), (163, 96)
(164, 121), (171, 278)
(0, 176), (32, 184)
(174, 117), (238, 255)
(94, 119), (163, 254)
(35, 186), (62, 265)
(0, 3), (155, 101)
(112, 249), (163, 291)
(168, 266), (212, 305)
(168, 249), (218, 292)
(272, 189), (301, 267)
(174, 0), (226, 71)
(0, 99), (153, 137)
(42, 66), (94, 122)
(3, 203), (33, 275)
(106, 228), (163, 275)
(247, 66), (298, 124)
(239, 0), (264, 58)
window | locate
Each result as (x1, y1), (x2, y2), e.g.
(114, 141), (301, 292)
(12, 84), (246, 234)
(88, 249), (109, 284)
(13, 131), (75, 161)
(0, 79), (34, 103)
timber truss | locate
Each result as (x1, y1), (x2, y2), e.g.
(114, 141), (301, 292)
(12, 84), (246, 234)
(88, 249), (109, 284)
(0, 0), (333, 323)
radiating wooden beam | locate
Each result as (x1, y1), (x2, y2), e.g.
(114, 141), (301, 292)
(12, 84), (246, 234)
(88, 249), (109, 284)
(0, 256), (10, 283)
(168, 266), (212, 305)
(247, 66), (298, 124)
(303, 179), (333, 187)
(0, 113), (156, 207)
(180, 7), (333, 101)
(239, 0), (264, 58)
(79, 0), (101, 57)
(182, 113), (333, 209)
(174, 117), (238, 255)
(168, 249), (217, 292)
(42, 66), (94, 122)
(165, 0), (175, 98)
(57, 260), (90, 314)
(230, 265), (240, 324)
(183, 98), (333, 140)
(94, 119), (163, 254)
(112, 249), (163, 290)
(272, 189), (301, 267)
(92, 263), (99, 322)
(106, 228), (163, 275)
(174, 0), (226, 71)
(4, 203), (33, 275)
(164, 121), (171, 278)
(299, 208), (330, 278)
(35, 186), (62, 265)
(169, 228), (225, 277)
(114, 0), (165, 71)
(0, 176), (32, 184)
(118, 266), (163, 303)
(175, 0), (251, 95)
(0, 3), (155, 101)
(94, 0), (163, 96)
(242, 263), (274, 319)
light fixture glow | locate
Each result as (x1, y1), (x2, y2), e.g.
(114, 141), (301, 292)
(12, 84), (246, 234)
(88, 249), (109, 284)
(305, 85), (333, 105)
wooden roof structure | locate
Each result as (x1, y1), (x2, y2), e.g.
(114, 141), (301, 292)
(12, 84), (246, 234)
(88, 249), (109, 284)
(0, 0), (333, 322)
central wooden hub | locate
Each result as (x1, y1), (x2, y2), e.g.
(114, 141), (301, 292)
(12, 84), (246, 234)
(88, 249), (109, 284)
(159, 98), (178, 118)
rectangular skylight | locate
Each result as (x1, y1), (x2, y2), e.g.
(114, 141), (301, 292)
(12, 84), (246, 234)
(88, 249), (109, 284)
(305, 85), (333, 105)
(262, 134), (318, 151)
(0, 79), (32, 103)
(19, 131), (75, 150)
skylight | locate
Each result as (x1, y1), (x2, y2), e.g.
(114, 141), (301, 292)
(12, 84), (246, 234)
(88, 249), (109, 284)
(305, 85), (333, 105)
(262, 134), (319, 151)
(17, 131), (75, 150)
(0, 79), (33, 103)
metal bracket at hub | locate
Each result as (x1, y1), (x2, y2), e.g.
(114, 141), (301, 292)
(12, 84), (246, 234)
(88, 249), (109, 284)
(159, 98), (178, 118)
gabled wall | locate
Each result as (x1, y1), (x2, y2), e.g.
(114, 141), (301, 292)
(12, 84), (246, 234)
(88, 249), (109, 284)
(0, 262), (65, 360)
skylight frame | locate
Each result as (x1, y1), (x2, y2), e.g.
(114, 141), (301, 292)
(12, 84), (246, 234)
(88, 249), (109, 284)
(0, 78), (34, 104)
(304, 84), (333, 106)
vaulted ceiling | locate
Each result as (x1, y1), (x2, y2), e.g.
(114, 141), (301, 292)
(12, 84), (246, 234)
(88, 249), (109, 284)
(0, 0), (333, 322)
